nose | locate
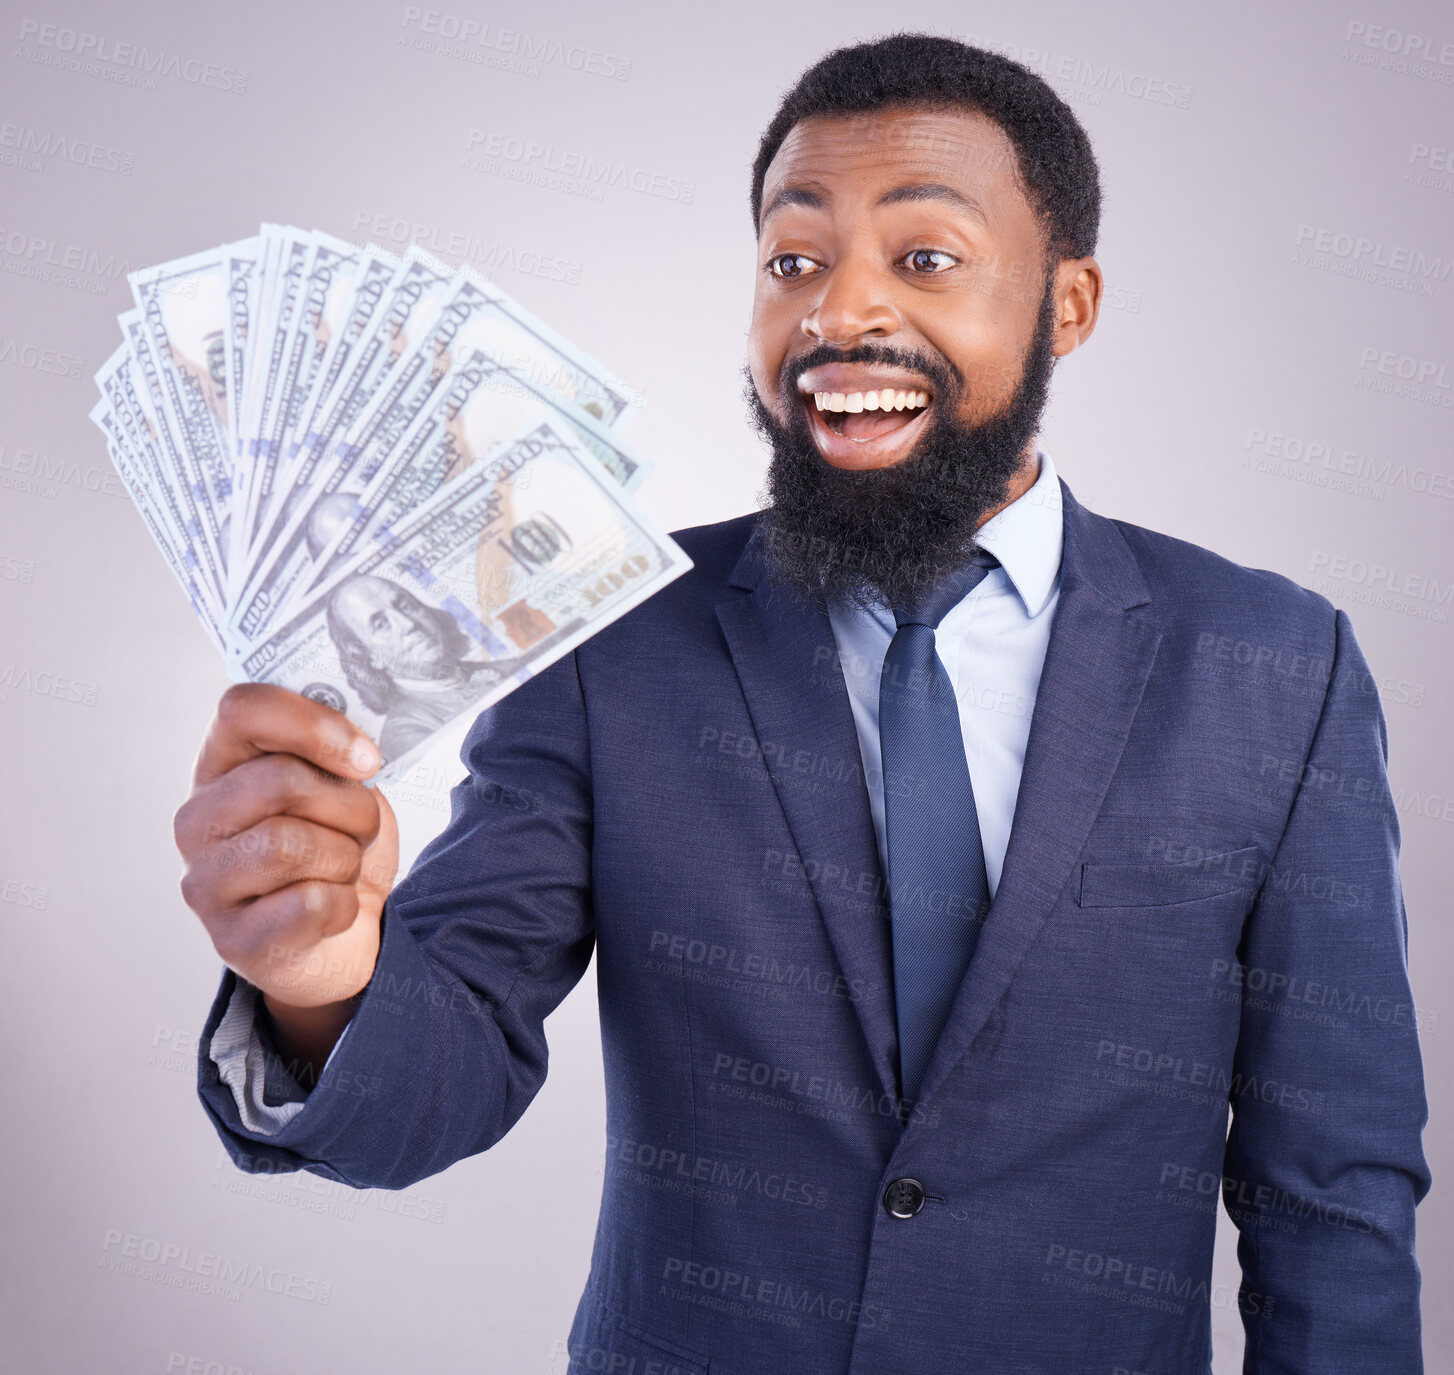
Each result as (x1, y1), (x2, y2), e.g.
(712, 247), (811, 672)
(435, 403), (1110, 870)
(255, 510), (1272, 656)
(377, 606), (410, 640)
(800, 254), (900, 345)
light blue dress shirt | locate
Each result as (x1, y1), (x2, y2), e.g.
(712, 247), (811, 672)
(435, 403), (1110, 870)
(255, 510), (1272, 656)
(214, 448), (1067, 1133)
(826, 447), (1065, 899)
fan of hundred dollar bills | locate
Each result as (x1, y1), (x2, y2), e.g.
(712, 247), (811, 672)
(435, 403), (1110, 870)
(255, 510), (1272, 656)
(90, 224), (691, 775)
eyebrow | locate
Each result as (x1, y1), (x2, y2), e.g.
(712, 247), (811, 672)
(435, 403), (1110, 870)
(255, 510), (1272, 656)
(760, 180), (989, 226)
(876, 182), (988, 223)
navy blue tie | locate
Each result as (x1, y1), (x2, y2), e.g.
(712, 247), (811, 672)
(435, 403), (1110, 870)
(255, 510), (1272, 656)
(879, 552), (999, 1107)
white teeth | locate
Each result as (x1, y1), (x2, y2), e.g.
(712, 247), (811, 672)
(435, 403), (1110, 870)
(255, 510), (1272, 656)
(806, 387), (932, 416)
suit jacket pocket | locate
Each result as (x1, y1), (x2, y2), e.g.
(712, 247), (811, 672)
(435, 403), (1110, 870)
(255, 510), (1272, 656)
(569, 1291), (711, 1374)
(1076, 845), (1262, 909)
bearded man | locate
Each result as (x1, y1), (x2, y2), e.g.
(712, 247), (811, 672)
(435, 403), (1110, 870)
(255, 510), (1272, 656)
(174, 34), (1429, 1375)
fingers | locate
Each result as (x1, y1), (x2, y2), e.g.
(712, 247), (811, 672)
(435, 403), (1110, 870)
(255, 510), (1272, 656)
(183, 813), (366, 912)
(194, 683), (380, 787)
(211, 881), (375, 991)
(356, 787), (400, 906)
(176, 752), (381, 854)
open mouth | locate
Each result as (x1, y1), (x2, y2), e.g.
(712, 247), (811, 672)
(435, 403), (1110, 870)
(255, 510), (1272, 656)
(810, 388), (931, 441)
(796, 381), (934, 467)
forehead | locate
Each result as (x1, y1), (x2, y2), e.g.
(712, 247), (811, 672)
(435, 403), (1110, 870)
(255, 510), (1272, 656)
(338, 579), (394, 618)
(761, 107), (1028, 223)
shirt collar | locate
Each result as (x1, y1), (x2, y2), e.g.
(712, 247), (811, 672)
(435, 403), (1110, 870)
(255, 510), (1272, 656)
(971, 447), (1064, 619)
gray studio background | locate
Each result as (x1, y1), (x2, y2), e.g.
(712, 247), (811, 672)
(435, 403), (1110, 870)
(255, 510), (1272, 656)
(2, 0), (1450, 1370)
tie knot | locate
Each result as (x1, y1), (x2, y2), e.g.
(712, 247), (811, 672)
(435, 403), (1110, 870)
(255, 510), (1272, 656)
(893, 551), (1000, 629)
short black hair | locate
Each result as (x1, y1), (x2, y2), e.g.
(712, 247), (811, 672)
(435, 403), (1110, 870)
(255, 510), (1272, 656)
(751, 34), (1101, 264)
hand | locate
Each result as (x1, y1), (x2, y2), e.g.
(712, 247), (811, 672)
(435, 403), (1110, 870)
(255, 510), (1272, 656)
(174, 684), (398, 1019)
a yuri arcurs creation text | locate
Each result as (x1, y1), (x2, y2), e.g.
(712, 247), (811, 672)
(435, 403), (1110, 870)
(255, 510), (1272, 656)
(91, 224), (690, 775)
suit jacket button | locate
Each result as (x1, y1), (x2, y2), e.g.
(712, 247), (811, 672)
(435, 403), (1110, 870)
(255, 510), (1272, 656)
(883, 1178), (926, 1218)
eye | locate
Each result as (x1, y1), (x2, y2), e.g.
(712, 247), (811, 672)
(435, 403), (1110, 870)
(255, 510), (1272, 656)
(369, 611), (389, 634)
(899, 248), (958, 275)
(767, 253), (822, 280)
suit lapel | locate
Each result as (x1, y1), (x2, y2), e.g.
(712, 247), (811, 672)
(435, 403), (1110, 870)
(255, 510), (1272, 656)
(715, 537), (902, 1104)
(912, 480), (1163, 1110)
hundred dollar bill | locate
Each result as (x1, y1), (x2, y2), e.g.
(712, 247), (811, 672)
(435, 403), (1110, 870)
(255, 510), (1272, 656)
(128, 250), (242, 582)
(220, 236), (263, 460)
(227, 330), (653, 646)
(234, 417), (691, 775)
(118, 309), (227, 602)
(280, 244), (399, 473)
(325, 268), (644, 504)
(93, 346), (219, 621)
(294, 343), (654, 609)
(91, 395), (225, 653)
(240, 231), (369, 561)
(127, 247), (233, 441)
(413, 249), (641, 431)
(233, 247), (458, 594)
(246, 244), (400, 566)
(284, 247), (459, 475)
(234, 226), (312, 568)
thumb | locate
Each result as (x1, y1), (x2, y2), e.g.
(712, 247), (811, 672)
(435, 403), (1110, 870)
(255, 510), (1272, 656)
(359, 787), (400, 911)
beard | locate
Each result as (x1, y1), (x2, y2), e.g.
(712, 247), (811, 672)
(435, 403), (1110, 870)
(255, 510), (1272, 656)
(745, 269), (1059, 612)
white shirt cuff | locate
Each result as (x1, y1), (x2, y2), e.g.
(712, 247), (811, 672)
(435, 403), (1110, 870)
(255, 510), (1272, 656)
(209, 977), (352, 1136)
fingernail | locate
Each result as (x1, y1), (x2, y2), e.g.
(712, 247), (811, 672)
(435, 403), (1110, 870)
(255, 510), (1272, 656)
(350, 738), (380, 774)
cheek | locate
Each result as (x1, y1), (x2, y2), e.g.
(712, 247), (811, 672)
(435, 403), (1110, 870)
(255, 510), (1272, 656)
(931, 318), (1021, 411)
(746, 318), (785, 403)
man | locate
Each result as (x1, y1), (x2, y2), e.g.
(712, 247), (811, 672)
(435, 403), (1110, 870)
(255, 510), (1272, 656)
(176, 34), (1430, 1374)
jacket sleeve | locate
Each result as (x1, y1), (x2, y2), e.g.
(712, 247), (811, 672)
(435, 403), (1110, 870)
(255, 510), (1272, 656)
(195, 648), (596, 1190)
(1224, 607), (1431, 1373)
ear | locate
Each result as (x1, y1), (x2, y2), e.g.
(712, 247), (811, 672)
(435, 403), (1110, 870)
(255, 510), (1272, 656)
(1051, 256), (1103, 357)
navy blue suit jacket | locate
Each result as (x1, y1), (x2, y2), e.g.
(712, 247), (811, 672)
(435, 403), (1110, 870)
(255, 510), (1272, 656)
(199, 478), (1430, 1374)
